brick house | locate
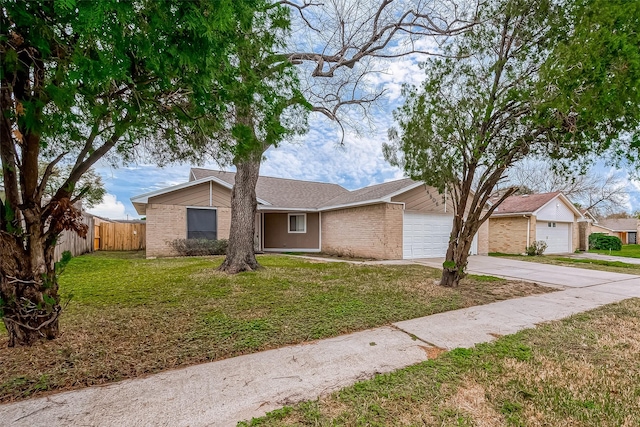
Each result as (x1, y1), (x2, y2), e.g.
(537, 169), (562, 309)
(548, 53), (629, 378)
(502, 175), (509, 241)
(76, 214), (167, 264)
(131, 168), (490, 259)
(590, 218), (640, 245)
(488, 192), (582, 254)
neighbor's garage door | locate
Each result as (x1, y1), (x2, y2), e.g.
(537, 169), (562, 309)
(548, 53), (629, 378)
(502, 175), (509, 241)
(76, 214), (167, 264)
(536, 221), (571, 254)
(403, 212), (477, 259)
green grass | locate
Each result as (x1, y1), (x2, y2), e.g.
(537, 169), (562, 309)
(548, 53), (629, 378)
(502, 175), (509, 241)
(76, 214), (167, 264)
(489, 252), (640, 274)
(0, 251), (551, 402)
(243, 298), (640, 427)
(590, 244), (640, 258)
(552, 257), (639, 269)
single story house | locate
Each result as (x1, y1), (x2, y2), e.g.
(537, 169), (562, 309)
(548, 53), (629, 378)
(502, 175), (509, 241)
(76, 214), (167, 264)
(131, 168), (490, 259)
(593, 218), (639, 245)
(488, 192), (582, 254)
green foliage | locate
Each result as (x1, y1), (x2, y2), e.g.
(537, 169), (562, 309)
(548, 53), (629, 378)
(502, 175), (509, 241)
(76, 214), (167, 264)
(539, 0), (640, 167)
(155, 1), (309, 166)
(2, 0), (244, 156)
(55, 251), (73, 275)
(1, 0), (266, 344)
(169, 238), (229, 256)
(526, 240), (548, 256)
(386, 0), (561, 192)
(589, 233), (622, 251)
(39, 164), (106, 209)
(442, 260), (457, 270)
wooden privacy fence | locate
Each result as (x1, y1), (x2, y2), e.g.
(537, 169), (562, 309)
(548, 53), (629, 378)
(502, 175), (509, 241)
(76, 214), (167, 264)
(95, 222), (146, 251)
(54, 213), (94, 262)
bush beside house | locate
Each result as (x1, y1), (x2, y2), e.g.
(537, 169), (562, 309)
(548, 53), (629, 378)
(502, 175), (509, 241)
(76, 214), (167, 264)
(589, 233), (622, 251)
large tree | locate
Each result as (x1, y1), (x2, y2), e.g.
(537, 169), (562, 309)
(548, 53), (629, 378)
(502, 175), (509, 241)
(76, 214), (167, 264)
(385, 0), (640, 287)
(0, 0), (255, 346)
(210, 0), (478, 273)
(216, 3), (309, 273)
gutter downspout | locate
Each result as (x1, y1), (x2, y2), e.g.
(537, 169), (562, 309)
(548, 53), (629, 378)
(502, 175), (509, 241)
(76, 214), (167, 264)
(318, 212), (322, 251)
(526, 215), (530, 249)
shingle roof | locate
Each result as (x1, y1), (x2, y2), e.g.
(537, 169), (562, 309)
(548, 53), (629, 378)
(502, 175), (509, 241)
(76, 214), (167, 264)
(492, 192), (560, 214)
(598, 218), (639, 231)
(190, 168), (350, 209)
(189, 168), (418, 209)
(322, 178), (417, 207)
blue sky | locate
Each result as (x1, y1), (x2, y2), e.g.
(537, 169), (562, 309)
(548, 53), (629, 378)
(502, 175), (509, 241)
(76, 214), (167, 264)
(88, 53), (640, 219)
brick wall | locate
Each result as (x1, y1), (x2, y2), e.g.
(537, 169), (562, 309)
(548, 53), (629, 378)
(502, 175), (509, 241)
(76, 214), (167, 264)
(578, 221), (591, 251)
(383, 204), (403, 259)
(146, 204), (232, 257)
(488, 216), (530, 254)
(146, 204), (186, 257)
(477, 220), (489, 255)
(217, 208), (231, 240)
(321, 203), (403, 259)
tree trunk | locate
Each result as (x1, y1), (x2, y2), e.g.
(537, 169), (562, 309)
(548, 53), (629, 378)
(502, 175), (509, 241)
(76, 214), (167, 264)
(440, 216), (477, 288)
(0, 231), (60, 347)
(218, 157), (262, 274)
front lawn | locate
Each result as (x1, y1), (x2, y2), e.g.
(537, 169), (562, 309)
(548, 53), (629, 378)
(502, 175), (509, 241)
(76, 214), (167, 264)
(0, 252), (551, 402)
(245, 298), (640, 426)
(590, 244), (640, 258)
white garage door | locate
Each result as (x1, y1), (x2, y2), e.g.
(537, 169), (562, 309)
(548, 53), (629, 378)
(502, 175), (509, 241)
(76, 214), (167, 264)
(403, 212), (478, 259)
(536, 221), (571, 254)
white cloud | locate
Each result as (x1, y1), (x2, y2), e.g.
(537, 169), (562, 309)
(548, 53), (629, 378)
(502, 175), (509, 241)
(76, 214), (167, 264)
(87, 193), (127, 219)
(261, 114), (405, 190)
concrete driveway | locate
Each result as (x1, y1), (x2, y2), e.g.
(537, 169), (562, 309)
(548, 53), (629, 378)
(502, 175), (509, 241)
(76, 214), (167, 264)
(413, 255), (639, 288)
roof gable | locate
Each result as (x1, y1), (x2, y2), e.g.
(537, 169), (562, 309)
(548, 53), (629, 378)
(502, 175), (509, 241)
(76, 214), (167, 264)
(130, 175), (271, 214)
(321, 178), (418, 208)
(492, 192), (561, 215)
(492, 191), (582, 219)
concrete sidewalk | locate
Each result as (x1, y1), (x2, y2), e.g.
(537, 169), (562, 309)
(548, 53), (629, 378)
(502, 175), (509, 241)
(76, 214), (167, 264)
(2, 258), (639, 427)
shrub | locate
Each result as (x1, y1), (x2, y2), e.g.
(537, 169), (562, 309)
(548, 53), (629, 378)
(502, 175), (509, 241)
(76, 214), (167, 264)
(588, 233), (622, 251)
(169, 238), (228, 256)
(526, 240), (547, 256)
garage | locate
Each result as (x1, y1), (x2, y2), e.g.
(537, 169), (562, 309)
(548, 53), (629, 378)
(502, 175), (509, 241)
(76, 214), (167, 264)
(403, 212), (477, 259)
(535, 221), (571, 254)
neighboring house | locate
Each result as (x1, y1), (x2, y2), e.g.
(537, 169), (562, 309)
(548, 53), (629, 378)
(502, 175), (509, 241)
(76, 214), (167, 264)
(595, 218), (639, 245)
(131, 168), (490, 259)
(488, 192), (582, 254)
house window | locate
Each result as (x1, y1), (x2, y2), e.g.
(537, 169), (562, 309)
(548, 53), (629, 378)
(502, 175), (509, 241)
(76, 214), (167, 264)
(187, 208), (217, 240)
(288, 213), (306, 233)
(548, 222), (556, 228)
